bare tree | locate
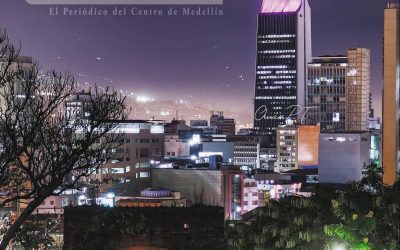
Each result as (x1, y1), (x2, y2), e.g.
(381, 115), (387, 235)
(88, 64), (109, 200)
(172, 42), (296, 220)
(0, 29), (129, 249)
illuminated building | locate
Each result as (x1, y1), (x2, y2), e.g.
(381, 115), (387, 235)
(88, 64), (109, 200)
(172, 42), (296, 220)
(275, 124), (319, 172)
(319, 132), (370, 184)
(96, 120), (165, 195)
(201, 134), (274, 170)
(253, 173), (302, 204)
(306, 49), (370, 133)
(164, 119), (203, 158)
(151, 167), (244, 220)
(306, 56), (347, 131)
(202, 140), (234, 165)
(382, 2), (400, 185)
(190, 120), (208, 127)
(164, 134), (191, 157)
(210, 111), (235, 136)
(370, 131), (381, 166)
(116, 189), (187, 208)
(190, 120), (218, 136)
(254, 0), (312, 144)
(0, 56), (33, 113)
(65, 90), (92, 120)
(242, 179), (259, 214)
(233, 139), (259, 170)
(345, 48), (370, 131)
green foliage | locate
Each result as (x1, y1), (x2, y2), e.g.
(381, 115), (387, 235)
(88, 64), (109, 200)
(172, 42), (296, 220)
(324, 165), (399, 250)
(225, 165), (399, 250)
(226, 189), (336, 249)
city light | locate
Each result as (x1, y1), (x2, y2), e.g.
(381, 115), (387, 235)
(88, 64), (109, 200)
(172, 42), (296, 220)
(331, 243), (347, 250)
(135, 95), (154, 103)
(106, 192), (115, 199)
(0, 1), (396, 249)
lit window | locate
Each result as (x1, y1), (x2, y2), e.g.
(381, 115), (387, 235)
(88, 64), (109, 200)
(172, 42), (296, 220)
(139, 172), (150, 178)
(336, 137), (346, 142)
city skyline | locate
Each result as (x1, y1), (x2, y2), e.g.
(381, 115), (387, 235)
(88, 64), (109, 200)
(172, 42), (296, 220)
(0, 0), (387, 125)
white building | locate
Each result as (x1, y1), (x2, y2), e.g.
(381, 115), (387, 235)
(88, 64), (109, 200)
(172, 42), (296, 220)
(242, 179), (259, 213)
(164, 134), (191, 157)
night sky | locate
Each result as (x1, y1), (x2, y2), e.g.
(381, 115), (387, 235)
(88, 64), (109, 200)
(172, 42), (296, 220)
(0, 0), (387, 123)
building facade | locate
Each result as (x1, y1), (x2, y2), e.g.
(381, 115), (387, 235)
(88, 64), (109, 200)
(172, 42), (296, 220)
(151, 167), (244, 220)
(307, 56), (347, 131)
(345, 48), (370, 131)
(275, 124), (319, 172)
(233, 138), (260, 170)
(254, 0), (312, 144)
(242, 178), (259, 214)
(319, 132), (370, 184)
(382, 2), (400, 185)
(210, 111), (235, 136)
(96, 121), (164, 195)
(306, 49), (370, 133)
(164, 134), (191, 157)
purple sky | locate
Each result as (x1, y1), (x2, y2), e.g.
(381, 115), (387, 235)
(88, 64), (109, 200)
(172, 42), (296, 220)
(0, 0), (386, 122)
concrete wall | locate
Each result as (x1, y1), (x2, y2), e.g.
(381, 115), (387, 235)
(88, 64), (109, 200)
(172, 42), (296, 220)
(151, 169), (224, 207)
(202, 141), (234, 164)
(319, 133), (370, 183)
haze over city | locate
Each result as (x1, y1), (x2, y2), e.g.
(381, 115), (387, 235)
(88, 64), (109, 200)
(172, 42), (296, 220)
(0, 0), (386, 127)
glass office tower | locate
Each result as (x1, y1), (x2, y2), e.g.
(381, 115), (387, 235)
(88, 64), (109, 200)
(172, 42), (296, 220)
(254, 0), (312, 145)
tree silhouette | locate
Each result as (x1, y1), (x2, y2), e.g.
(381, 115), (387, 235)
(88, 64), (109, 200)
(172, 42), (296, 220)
(0, 29), (129, 249)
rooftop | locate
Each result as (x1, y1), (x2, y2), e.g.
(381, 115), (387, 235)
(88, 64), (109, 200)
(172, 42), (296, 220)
(260, 0), (302, 14)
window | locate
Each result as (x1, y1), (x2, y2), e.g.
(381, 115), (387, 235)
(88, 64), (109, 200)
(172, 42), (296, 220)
(125, 166), (130, 172)
(349, 136), (358, 142)
(140, 138), (150, 143)
(112, 168), (125, 174)
(115, 148), (124, 154)
(252, 201), (258, 205)
(50, 201), (54, 206)
(139, 162), (149, 168)
(140, 148), (149, 158)
(139, 172), (150, 178)
(126, 139), (131, 143)
(152, 148), (162, 157)
(110, 158), (123, 163)
(152, 138), (160, 143)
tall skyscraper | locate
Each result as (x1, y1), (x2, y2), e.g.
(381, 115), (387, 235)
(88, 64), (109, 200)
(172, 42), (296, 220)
(382, 2), (399, 185)
(307, 56), (348, 132)
(253, 0), (312, 145)
(306, 49), (370, 133)
(345, 48), (370, 131)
